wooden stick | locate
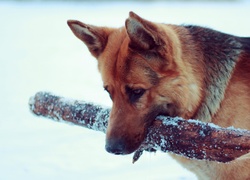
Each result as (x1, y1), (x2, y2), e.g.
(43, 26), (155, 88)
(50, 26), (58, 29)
(29, 92), (250, 163)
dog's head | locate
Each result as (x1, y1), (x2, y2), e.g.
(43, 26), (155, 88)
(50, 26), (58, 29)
(68, 12), (201, 155)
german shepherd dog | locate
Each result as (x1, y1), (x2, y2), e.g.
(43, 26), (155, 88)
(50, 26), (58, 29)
(68, 12), (250, 179)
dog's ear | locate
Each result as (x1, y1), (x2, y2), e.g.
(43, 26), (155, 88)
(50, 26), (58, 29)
(125, 11), (163, 51)
(67, 20), (113, 58)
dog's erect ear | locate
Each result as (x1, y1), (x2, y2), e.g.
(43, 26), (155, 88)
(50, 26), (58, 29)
(125, 11), (163, 51)
(67, 20), (113, 58)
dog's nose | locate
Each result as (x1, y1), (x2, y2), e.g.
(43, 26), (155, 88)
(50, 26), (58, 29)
(105, 138), (126, 155)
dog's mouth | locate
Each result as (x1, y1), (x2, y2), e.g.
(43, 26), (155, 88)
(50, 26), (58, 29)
(137, 106), (179, 154)
(134, 112), (172, 155)
(156, 111), (171, 118)
(142, 103), (179, 143)
(148, 103), (178, 125)
(105, 103), (179, 155)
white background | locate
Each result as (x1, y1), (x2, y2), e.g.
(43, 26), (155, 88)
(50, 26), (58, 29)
(1, 1), (250, 179)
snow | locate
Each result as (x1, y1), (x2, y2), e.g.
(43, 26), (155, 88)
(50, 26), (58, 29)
(0, 1), (250, 180)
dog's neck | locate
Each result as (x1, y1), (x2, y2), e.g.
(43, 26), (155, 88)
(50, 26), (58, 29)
(184, 26), (242, 122)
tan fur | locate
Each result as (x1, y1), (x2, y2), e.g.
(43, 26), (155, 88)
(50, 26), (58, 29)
(68, 12), (250, 179)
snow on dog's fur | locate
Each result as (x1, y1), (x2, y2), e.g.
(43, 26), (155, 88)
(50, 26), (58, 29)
(68, 11), (250, 179)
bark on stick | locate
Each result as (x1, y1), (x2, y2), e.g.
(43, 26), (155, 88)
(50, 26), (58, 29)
(29, 92), (250, 163)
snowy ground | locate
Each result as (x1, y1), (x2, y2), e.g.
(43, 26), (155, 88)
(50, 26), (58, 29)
(0, 1), (250, 180)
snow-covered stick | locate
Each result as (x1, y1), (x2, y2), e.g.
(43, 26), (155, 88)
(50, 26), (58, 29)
(29, 92), (250, 163)
(29, 91), (109, 133)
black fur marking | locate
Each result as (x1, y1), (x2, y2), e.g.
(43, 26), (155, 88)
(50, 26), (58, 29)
(239, 37), (250, 52)
(143, 66), (159, 85)
(124, 54), (159, 86)
(185, 25), (242, 122)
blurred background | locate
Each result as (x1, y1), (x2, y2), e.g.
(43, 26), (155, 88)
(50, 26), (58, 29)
(0, 0), (244, 1)
(0, 0), (249, 180)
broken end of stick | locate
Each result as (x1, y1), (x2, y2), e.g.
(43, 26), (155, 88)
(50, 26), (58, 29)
(29, 95), (35, 111)
(29, 91), (45, 116)
(29, 91), (56, 117)
(132, 149), (144, 164)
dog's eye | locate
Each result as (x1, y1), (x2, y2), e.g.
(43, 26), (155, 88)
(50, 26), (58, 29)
(132, 89), (145, 96)
(125, 86), (146, 104)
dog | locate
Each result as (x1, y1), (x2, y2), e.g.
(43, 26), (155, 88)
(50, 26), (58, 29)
(67, 11), (250, 179)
